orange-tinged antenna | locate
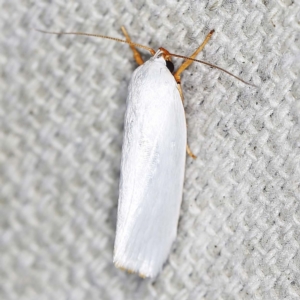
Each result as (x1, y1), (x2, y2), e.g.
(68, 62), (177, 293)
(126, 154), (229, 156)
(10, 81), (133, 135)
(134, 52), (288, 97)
(35, 28), (255, 86)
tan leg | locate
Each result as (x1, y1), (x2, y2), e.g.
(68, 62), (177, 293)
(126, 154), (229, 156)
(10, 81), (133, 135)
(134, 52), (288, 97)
(177, 84), (184, 103)
(177, 84), (196, 159)
(173, 30), (214, 83)
(186, 144), (197, 159)
(175, 30), (214, 159)
(121, 26), (144, 65)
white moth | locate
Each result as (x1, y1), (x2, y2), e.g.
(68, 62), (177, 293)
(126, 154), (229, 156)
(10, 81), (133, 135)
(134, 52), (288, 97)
(114, 49), (187, 279)
(37, 27), (253, 278)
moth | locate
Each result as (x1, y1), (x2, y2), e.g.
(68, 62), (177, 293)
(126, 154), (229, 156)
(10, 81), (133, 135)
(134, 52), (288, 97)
(37, 27), (253, 278)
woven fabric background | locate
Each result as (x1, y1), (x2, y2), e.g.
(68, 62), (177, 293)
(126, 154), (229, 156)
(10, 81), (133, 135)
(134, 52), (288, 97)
(1, 0), (300, 299)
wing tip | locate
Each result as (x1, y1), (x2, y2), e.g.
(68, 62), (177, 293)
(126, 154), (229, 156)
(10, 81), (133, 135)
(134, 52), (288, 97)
(114, 260), (149, 279)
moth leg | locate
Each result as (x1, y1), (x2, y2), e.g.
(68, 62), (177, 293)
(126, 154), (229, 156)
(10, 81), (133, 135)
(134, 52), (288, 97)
(174, 29), (215, 83)
(121, 26), (144, 65)
(175, 30), (214, 159)
(177, 84), (184, 103)
(176, 83), (197, 159)
(187, 144), (197, 159)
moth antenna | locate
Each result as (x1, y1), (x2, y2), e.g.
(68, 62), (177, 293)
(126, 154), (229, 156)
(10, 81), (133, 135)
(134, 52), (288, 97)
(169, 52), (256, 87)
(34, 29), (156, 55)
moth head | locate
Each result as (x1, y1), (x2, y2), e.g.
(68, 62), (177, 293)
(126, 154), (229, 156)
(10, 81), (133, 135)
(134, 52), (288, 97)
(158, 47), (174, 73)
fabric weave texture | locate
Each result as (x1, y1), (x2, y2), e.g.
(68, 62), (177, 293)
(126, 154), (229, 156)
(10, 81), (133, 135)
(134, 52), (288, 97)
(1, 0), (300, 299)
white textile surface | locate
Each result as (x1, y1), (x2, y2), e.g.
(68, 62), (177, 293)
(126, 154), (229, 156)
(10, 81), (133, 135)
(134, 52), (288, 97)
(1, 0), (300, 299)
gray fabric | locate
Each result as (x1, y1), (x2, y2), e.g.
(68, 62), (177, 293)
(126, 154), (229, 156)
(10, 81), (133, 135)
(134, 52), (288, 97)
(1, 0), (300, 299)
